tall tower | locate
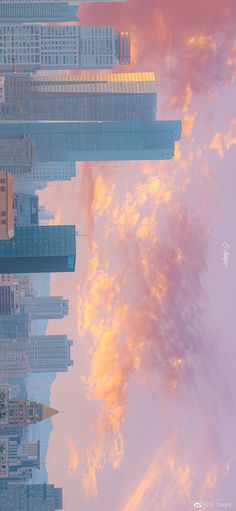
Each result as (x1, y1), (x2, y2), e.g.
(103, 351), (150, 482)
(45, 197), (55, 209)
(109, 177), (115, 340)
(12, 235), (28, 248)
(0, 0), (78, 22)
(0, 120), (181, 163)
(28, 335), (73, 373)
(0, 24), (130, 72)
(0, 313), (29, 340)
(21, 296), (69, 320)
(0, 482), (63, 511)
(14, 161), (76, 182)
(0, 384), (59, 429)
(0, 72), (157, 121)
(0, 436), (40, 481)
(0, 225), (76, 274)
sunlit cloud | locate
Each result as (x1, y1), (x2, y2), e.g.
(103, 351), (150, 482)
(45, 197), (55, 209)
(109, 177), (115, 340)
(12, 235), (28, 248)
(68, 439), (80, 475)
(210, 117), (236, 157)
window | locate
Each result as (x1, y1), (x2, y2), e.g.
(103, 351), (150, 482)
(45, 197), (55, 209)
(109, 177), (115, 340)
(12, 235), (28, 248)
(0, 186), (6, 192)
(0, 211), (6, 217)
(1, 219), (6, 225)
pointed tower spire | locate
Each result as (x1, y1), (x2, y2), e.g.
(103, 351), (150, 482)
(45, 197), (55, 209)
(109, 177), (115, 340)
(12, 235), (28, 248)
(39, 404), (59, 421)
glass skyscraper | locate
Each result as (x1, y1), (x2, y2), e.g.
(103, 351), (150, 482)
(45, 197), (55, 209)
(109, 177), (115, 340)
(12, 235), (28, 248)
(0, 0), (126, 23)
(0, 482), (63, 511)
(0, 0), (78, 22)
(28, 335), (73, 373)
(0, 72), (157, 121)
(0, 24), (130, 72)
(0, 120), (181, 162)
(0, 225), (76, 273)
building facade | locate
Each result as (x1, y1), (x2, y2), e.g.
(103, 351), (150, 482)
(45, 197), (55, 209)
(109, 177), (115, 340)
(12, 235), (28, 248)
(14, 193), (39, 226)
(0, 313), (29, 340)
(0, 436), (40, 481)
(0, 340), (29, 380)
(0, 286), (15, 314)
(28, 335), (73, 373)
(0, 171), (14, 240)
(0, 24), (130, 72)
(0, 225), (76, 273)
(0, 136), (35, 174)
(0, 120), (181, 163)
(0, 0), (78, 22)
(0, 71), (156, 121)
(0, 384), (59, 429)
(20, 296), (69, 320)
(0, 482), (63, 511)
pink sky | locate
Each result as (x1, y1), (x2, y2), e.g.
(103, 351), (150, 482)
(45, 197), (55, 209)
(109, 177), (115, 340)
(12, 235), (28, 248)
(39, 1), (236, 509)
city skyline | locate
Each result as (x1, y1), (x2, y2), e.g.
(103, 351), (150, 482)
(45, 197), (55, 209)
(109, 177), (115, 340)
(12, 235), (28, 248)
(0, 0), (234, 510)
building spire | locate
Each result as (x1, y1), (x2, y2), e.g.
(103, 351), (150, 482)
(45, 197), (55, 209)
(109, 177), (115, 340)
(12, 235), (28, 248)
(39, 404), (60, 421)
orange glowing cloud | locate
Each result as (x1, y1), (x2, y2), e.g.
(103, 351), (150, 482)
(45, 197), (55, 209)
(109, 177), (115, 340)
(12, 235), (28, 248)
(68, 439), (80, 475)
(78, 201), (209, 497)
(210, 117), (236, 157)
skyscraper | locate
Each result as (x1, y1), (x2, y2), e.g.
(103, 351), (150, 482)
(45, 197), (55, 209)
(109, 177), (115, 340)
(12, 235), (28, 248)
(28, 335), (73, 373)
(0, 136), (35, 174)
(0, 384), (59, 429)
(0, 340), (29, 379)
(0, 0), (78, 22)
(14, 193), (39, 226)
(0, 337), (73, 378)
(0, 436), (40, 481)
(0, 120), (181, 162)
(0, 25), (130, 72)
(14, 161), (76, 182)
(0, 482), (63, 511)
(0, 225), (76, 274)
(21, 296), (69, 319)
(0, 72), (156, 121)
(0, 313), (29, 340)
(0, 286), (15, 315)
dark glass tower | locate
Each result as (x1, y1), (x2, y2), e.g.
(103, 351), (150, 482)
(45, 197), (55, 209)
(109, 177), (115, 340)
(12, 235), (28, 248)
(0, 120), (181, 162)
(0, 225), (76, 274)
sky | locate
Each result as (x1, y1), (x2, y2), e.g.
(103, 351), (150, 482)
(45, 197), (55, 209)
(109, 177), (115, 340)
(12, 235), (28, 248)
(39, 1), (236, 509)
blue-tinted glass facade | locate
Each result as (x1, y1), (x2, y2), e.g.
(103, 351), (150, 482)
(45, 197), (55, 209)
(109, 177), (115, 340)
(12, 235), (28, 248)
(0, 120), (181, 162)
(0, 72), (157, 121)
(0, 313), (29, 340)
(0, 225), (76, 273)
(0, 2), (78, 22)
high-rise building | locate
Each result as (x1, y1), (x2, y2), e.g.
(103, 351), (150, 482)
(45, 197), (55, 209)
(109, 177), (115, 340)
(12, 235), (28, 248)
(0, 384), (59, 429)
(0, 482), (63, 511)
(0, 72), (156, 121)
(0, 0), (78, 22)
(0, 120), (181, 162)
(0, 286), (15, 315)
(21, 296), (69, 320)
(0, 225), (76, 274)
(14, 193), (39, 226)
(0, 25), (130, 72)
(14, 161), (76, 183)
(28, 335), (73, 373)
(0, 136), (36, 174)
(0, 436), (40, 480)
(39, 206), (55, 221)
(0, 171), (14, 240)
(0, 313), (29, 340)
(0, 336), (73, 378)
(0, 340), (29, 379)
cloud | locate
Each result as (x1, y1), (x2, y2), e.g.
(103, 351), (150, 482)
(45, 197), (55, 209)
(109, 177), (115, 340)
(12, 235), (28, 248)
(68, 439), (80, 475)
(79, 203), (209, 497)
(210, 117), (236, 157)
(79, 0), (236, 109)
